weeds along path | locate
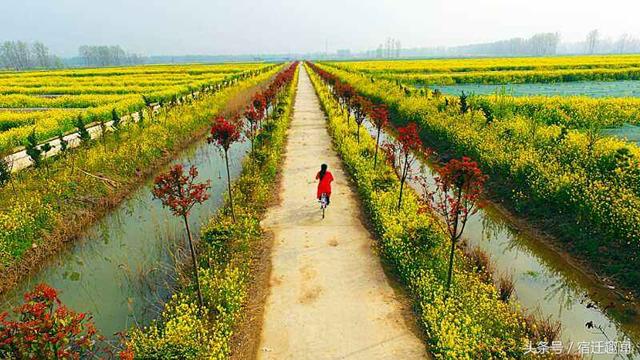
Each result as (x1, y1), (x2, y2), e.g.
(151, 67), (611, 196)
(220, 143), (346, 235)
(256, 66), (427, 359)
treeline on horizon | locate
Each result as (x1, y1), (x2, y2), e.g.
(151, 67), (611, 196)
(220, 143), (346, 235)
(0, 40), (291, 71)
(0, 41), (147, 71)
(4, 30), (640, 71)
(397, 31), (640, 58)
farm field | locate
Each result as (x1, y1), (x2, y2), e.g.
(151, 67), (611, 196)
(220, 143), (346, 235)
(0, 62), (281, 283)
(322, 57), (640, 293)
(0, 61), (302, 358)
(0, 63), (271, 155)
(334, 55), (640, 84)
(0, 56), (640, 358)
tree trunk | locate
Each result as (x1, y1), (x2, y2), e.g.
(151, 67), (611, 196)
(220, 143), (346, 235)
(225, 150), (236, 221)
(183, 215), (204, 311)
(445, 188), (463, 296)
(373, 128), (381, 168)
(397, 155), (408, 209)
(445, 235), (456, 296)
(356, 125), (360, 143)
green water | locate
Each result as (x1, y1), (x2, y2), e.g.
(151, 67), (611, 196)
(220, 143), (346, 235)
(428, 80), (640, 98)
(604, 124), (640, 145)
(0, 137), (250, 344)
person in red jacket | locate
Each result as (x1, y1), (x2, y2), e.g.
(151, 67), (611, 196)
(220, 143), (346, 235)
(315, 163), (334, 205)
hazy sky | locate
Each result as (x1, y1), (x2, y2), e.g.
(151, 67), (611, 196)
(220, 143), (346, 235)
(2, 0), (639, 56)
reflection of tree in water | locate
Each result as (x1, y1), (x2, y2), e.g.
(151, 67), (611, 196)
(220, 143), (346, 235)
(481, 206), (583, 293)
(584, 319), (640, 359)
(544, 278), (583, 314)
(117, 229), (180, 328)
(480, 210), (510, 243)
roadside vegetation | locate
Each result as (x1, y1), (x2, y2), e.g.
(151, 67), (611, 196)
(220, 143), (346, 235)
(123, 62), (298, 359)
(315, 61), (640, 297)
(306, 62), (569, 358)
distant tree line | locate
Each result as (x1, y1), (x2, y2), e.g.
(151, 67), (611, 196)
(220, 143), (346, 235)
(448, 33), (561, 57)
(0, 41), (63, 70)
(560, 29), (640, 54)
(372, 30), (640, 59)
(78, 45), (146, 67)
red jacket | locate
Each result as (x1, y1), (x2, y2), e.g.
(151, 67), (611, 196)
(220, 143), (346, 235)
(316, 171), (334, 199)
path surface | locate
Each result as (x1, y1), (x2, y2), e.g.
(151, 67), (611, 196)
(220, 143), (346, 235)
(256, 67), (427, 359)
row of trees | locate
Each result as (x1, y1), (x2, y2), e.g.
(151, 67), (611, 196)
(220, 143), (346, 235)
(566, 29), (640, 54)
(308, 62), (487, 293)
(0, 41), (63, 70)
(399, 30), (640, 57)
(449, 33), (561, 57)
(0, 41), (147, 70)
(154, 62), (299, 310)
(78, 45), (145, 67)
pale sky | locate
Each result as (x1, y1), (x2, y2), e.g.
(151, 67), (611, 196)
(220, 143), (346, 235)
(1, 0), (639, 56)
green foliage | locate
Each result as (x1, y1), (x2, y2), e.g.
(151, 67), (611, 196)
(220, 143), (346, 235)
(40, 143), (52, 155)
(111, 108), (121, 129)
(74, 115), (91, 143)
(316, 62), (640, 296)
(459, 91), (469, 114)
(25, 130), (42, 168)
(57, 132), (68, 153)
(0, 158), (9, 189)
(307, 64), (534, 358)
(0, 66), (283, 272)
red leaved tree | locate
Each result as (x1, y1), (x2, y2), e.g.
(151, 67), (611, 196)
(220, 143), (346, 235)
(244, 106), (262, 154)
(0, 283), (100, 359)
(152, 164), (210, 309)
(369, 104), (389, 168)
(338, 83), (354, 125)
(425, 157), (487, 293)
(208, 116), (242, 222)
(252, 93), (267, 120)
(396, 123), (423, 209)
(353, 96), (371, 143)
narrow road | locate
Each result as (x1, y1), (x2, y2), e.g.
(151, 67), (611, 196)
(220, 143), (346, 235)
(256, 66), (427, 359)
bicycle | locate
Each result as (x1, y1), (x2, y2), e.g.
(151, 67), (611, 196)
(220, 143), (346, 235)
(319, 192), (329, 219)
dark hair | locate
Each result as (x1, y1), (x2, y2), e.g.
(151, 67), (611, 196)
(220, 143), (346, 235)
(319, 164), (328, 180)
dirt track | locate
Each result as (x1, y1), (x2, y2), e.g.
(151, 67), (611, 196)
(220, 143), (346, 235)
(256, 66), (427, 359)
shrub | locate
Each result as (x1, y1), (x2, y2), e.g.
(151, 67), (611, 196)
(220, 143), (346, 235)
(0, 284), (100, 359)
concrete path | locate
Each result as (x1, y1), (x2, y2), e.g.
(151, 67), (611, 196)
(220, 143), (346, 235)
(256, 66), (427, 360)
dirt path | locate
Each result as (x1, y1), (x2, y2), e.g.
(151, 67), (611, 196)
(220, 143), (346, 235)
(256, 67), (427, 359)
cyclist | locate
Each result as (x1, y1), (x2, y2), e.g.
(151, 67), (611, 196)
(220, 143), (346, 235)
(315, 163), (334, 205)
